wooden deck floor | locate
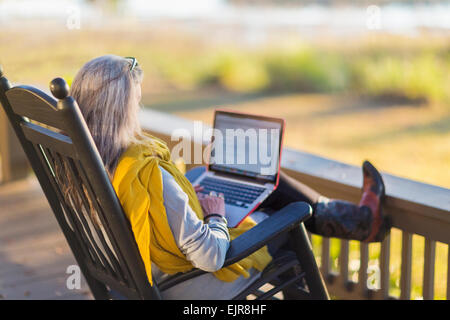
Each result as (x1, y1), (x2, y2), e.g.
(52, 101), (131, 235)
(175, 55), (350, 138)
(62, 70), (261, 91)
(0, 176), (93, 300)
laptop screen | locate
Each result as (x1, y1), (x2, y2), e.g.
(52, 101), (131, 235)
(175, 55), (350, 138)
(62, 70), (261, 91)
(209, 110), (284, 183)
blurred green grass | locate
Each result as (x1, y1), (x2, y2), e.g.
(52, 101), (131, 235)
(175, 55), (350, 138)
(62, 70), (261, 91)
(1, 29), (449, 107)
(148, 44), (450, 106)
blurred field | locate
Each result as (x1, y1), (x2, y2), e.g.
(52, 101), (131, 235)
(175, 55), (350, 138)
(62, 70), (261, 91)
(1, 28), (450, 106)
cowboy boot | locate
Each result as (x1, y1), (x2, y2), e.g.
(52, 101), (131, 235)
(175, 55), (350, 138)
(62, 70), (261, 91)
(311, 160), (390, 242)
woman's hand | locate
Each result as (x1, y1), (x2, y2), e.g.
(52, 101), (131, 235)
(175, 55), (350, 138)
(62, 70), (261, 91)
(196, 190), (226, 219)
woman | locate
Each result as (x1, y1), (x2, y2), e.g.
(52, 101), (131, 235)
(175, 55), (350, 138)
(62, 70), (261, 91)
(69, 55), (390, 299)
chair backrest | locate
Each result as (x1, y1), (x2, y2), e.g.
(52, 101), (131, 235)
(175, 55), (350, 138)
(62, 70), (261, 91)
(0, 67), (161, 300)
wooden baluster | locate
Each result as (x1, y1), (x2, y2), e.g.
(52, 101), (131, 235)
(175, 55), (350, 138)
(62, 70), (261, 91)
(340, 240), (349, 288)
(380, 233), (391, 299)
(447, 245), (450, 300)
(400, 232), (412, 300)
(321, 237), (330, 280)
(423, 238), (436, 300)
(359, 242), (369, 296)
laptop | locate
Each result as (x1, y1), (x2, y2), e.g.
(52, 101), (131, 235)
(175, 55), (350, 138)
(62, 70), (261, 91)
(192, 109), (285, 227)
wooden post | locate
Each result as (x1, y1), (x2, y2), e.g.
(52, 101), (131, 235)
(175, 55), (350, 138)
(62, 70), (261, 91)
(0, 66), (30, 183)
(423, 238), (436, 300)
(400, 232), (412, 300)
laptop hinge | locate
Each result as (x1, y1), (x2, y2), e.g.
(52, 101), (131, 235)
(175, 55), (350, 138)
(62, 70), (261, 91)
(212, 171), (272, 186)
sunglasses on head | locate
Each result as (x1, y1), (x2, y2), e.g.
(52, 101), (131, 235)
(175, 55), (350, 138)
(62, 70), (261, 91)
(124, 56), (138, 71)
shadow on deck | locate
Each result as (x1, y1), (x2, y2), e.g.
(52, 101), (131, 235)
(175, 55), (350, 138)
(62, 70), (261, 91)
(0, 176), (93, 300)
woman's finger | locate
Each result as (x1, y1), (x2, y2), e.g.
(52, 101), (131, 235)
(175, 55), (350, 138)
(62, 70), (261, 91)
(194, 185), (204, 192)
(197, 192), (205, 199)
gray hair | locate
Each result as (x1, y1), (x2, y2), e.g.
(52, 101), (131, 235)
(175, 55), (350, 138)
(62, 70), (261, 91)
(70, 54), (152, 178)
(54, 55), (154, 228)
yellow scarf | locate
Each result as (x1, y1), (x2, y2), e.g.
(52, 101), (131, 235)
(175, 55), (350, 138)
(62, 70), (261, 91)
(112, 133), (272, 286)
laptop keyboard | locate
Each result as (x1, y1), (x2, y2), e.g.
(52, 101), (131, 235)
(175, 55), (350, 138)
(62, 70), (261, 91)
(198, 177), (266, 208)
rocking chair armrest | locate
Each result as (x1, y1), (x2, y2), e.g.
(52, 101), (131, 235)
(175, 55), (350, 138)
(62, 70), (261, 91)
(157, 202), (312, 291)
(223, 201), (312, 267)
